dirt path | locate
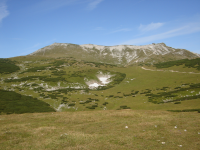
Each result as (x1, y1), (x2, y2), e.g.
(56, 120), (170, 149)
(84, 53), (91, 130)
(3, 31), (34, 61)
(141, 67), (200, 74)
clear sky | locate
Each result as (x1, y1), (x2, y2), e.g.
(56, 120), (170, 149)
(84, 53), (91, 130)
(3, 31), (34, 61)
(0, 0), (200, 58)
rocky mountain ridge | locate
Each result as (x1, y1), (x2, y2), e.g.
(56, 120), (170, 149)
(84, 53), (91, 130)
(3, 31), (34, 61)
(29, 43), (200, 65)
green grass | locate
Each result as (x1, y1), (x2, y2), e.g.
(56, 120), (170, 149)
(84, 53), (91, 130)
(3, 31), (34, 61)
(0, 110), (199, 150)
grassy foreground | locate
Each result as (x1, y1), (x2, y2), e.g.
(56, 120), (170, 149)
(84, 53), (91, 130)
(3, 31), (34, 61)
(0, 110), (199, 150)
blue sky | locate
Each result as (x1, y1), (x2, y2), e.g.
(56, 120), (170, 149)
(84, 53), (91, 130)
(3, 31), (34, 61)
(0, 0), (200, 58)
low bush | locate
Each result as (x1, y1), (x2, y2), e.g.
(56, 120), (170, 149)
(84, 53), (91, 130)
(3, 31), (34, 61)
(108, 95), (114, 97)
(0, 89), (55, 114)
(103, 102), (108, 106)
(120, 105), (131, 109)
(34, 87), (44, 92)
(154, 58), (200, 70)
(86, 106), (95, 109)
(40, 93), (45, 97)
(79, 102), (85, 104)
(123, 93), (132, 96)
(0, 59), (20, 74)
(48, 94), (58, 99)
(32, 83), (38, 86)
(68, 103), (75, 106)
(168, 109), (200, 112)
(61, 98), (68, 104)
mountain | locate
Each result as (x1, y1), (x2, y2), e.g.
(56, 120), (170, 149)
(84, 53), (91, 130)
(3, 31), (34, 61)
(29, 42), (200, 65)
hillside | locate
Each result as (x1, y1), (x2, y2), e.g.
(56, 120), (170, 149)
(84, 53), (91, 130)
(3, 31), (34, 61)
(0, 54), (200, 114)
(29, 43), (200, 65)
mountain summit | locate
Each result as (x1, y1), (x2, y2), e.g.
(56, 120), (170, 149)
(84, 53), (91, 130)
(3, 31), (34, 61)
(29, 43), (200, 65)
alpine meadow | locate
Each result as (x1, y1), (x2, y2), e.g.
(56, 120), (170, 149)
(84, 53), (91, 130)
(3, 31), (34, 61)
(0, 43), (200, 149)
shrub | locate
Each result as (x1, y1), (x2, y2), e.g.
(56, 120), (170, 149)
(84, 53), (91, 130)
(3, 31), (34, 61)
(123, 93), (132, 96)
(102, 102), (108, 106)
(120, 105), (131, 109)
(40, 93), (45, 97)
(61, 99), (68, 104)
(34, 87), (44, 92)
(0, 59), (20, 74)
(79, 102), (85, 104)
(85, 100), (92, 103)
(120, 105), (127, 108)
(0, 89), (55, 114)
(154, 58), (200, 70)
(168, 109), (200, 112)
(87, 107), (95, 109)
(68, 103), (75, 106)
(108, 95), (114, 97)
(174, 102), (181, 104)
(48, 94), (58, 99)
(174, 87), (181, 89)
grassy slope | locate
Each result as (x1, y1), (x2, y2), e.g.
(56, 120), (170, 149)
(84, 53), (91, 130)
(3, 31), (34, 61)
(0, 110), (199, 150)
(99, 66), (200, 110)
(1, 56), (200, 112)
